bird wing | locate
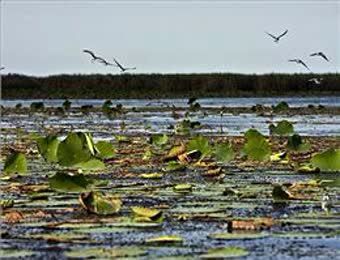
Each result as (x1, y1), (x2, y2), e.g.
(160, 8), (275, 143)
(265, 32), (277, 40)
(299, 60), (310, 71)
(319, 52), (329, 62)
(113, 58), (125, 70)
(83, 49), (97, 59)
(278, 29), (288, 39)
(288, 59), (298, 63)
(310, 52), (318, 57)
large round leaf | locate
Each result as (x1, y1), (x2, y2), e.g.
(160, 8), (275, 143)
(3, 152), (27, 174)
(214, 143), (235, 162)
(311, 149), (340, 171)
(57, 133), (91, 166)
(49, 172), (89, 192)
(37, 135), (60, 162)
(95, 141), (115, 159)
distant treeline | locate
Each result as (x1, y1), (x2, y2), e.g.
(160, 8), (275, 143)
(2, 73), (340, 99)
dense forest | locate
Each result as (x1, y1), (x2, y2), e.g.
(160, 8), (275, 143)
(2, 73), (339, 99)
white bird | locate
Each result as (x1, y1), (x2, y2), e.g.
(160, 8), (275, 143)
(308, 78), (323, 85)
(113, 58), (136, 72)
(265, 29), (288, 43)
(310, 52), (329, 62)
(289, 59), (311, 72)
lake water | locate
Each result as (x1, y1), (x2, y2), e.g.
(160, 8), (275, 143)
(1, 96), (339, 108)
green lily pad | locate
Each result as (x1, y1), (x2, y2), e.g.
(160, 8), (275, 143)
(150, 134), (169, 147)
(146, 235), (183, 244)
(311, 149), (340, 171)
(209, 232), (269, 240)
(74, 158), (105, 171)
(3, 152), (27, 174)
(0, 249), (34, 258)
(49, 172), (89, 192)
(187, 135), (212, 160)
(174, 184), (193, 192)
(201, 246), (249, 259)
(65, 246), (147, 258)
(131, 206), (162, 221)
(37, 135), (60, 162)
(214, 143), (235, 163)
(79, 191), (122, 215)
(57, 132), (92, 167)
(242, 129), (271, 161)
(287, 134), (310, 152)
(140, 172), (163, 179)
(269, 120), (294, 136)
(95, 141), (115, 159)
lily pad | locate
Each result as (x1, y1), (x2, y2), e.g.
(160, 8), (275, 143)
(187, 135), (212, 160)
(57, 132), (92, 167)
(209, 232), (269, 240)
(201, 246), (249, 259)
(65, 246), (147, 258)
(269, 120), (294, 136)
(3, 152), (27, 174)
(214, 143), (235, 163)
(37, 135), (60, 162)
(79, 191), (122, 215)
(311, 148), (340, 171)
(95, 141), (115, 159)
(49, 172), (89, 192)
(146, 235), (183, 244)
(131, 206), (162, 221)
(150, 133), (169, 147)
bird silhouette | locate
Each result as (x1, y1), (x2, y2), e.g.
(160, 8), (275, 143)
(0, 66), (5, 71)
(113, 58), (136, 72)
(83, 49), (106, 63)
(288, 59), (311, 72)
(310, 52), (329, 62)
(265, 29), (288, 43)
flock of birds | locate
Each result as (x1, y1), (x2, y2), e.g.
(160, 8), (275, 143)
(265, 29), (331, 85)
(83, 50), (136, 72)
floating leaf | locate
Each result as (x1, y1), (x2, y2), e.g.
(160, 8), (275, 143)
(242, 129), (270, 161)
(201, 246), (249, 259)
(150, 134), (169, 147)
(0, 199), (14, 210)
(269, 120), (294, 136)
(66, 247), (147, 258)
(209, 232), (268, 240)
(164, 161), (186, 172)
(3, 152), (27, 174)
(146, 235), (183, 244)
(287, 134), (310, 151)
(95, 141), (115, 159)
(296, 164), (320, 174)
(74, 158), (105, 171)
(37, 135), (60, 162)
(174, 184), (192, 193)
(131, 207), (162, 221)
(163, 144), (186, 161)
(311, 149), (340, 171)
(140, 172), (163, 179)
(270, 152), (288, 162)
(79, 191), (122, 215)
(214, 142), (235, 163)
(49, 172), (89, 192)
(187, 135), (212, 160)
(57, 132), (92, 166)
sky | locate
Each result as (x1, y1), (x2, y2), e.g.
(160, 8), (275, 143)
(1, 0), (339, 76)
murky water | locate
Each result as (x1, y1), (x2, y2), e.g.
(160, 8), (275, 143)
(1, 96), (339, 108)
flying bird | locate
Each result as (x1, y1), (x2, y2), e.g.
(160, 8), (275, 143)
(288, 59), (311, 71)
(113, 58), (136, 72)
(0, 66), (5, 71)
(265, 29), (288, 43)
(83, 49), (106, 63)
(310, 52), (329, 62)
(308, 78), (323, 85)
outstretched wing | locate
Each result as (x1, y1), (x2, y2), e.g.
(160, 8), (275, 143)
(113, 58), (125, 71)
(278, 29), (288, 39)
(319, 52), (329, 62)
(310, 52), (318, 57)
(265, 32), (277, 40)
(299, 60), (311, 71)
(288, 59), (298, 63)
(83, 49), (97, 59)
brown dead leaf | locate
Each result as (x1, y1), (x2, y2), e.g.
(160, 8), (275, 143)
(4, 211), (24, 223)
(228, 217), (275, 231)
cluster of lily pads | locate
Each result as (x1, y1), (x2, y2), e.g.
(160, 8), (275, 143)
(2, 117), (339, 216)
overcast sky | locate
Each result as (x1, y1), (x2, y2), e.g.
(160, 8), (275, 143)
(1, 1), (339, 75)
